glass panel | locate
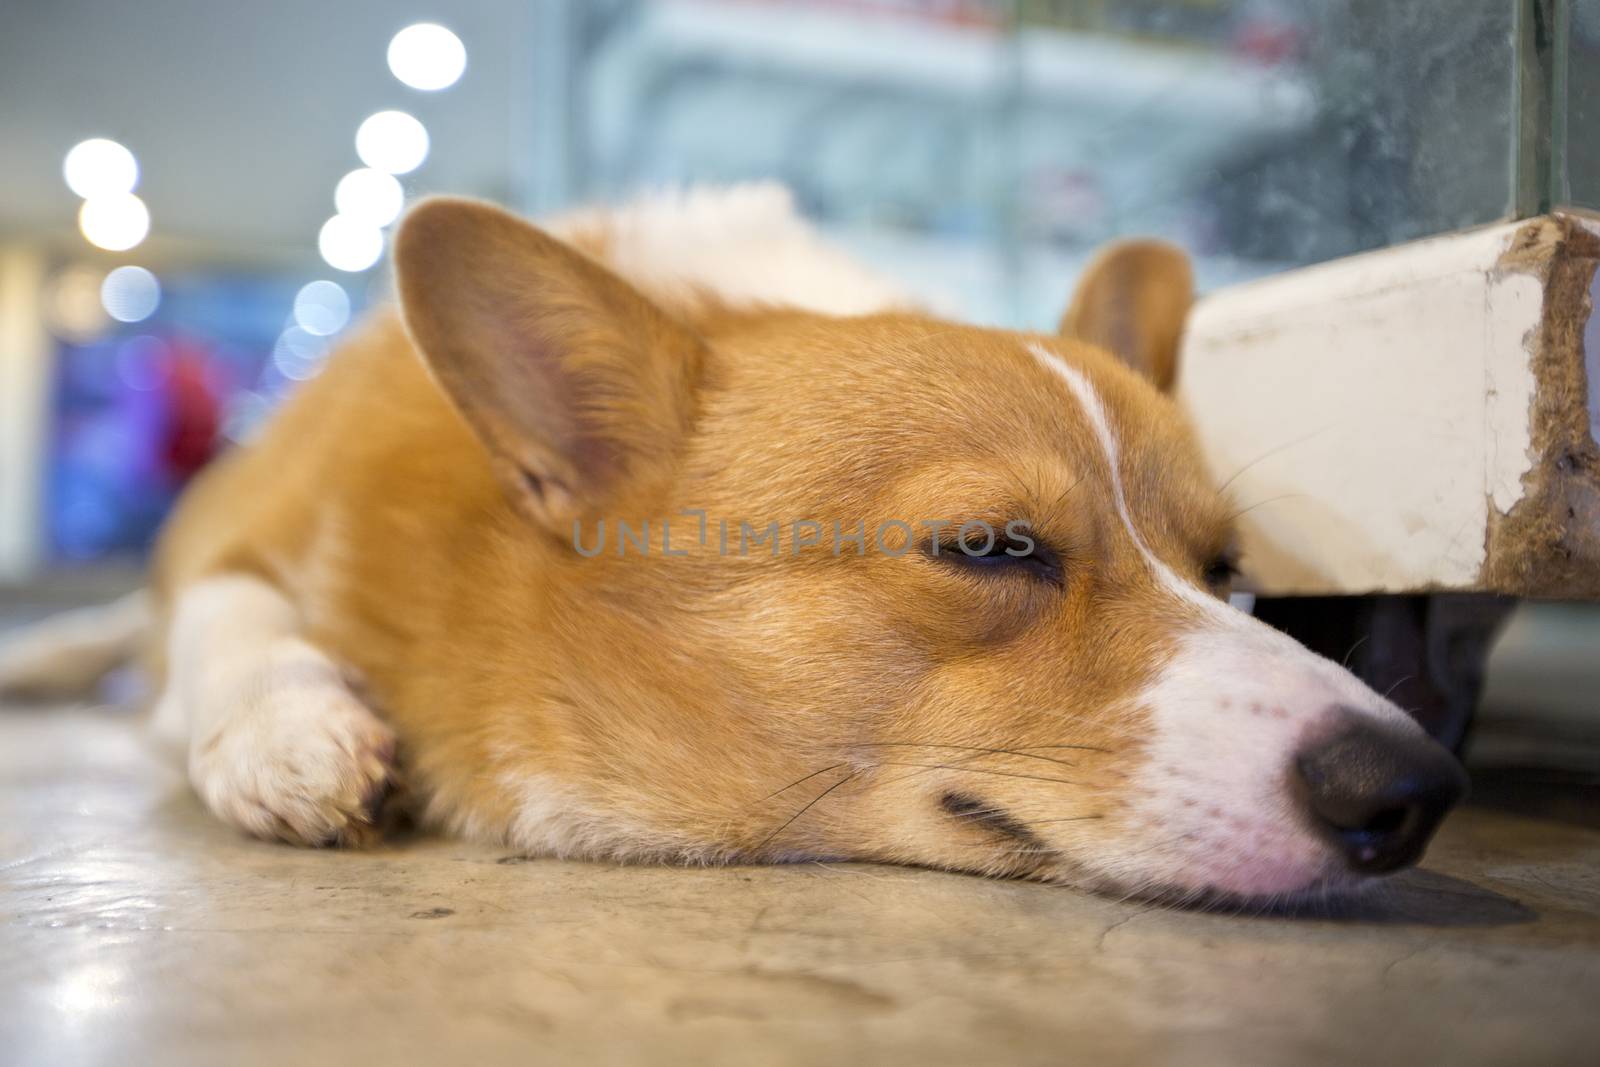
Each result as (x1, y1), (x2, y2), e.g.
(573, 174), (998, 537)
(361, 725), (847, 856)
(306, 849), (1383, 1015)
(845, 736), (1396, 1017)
(1562, 0), (1600, 211)
(0, 1), (1567, 566)
(575, 0), (1521, 325)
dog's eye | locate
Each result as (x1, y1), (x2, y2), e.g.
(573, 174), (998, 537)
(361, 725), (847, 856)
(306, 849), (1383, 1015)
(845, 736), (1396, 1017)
(927, 531), (1062, 585)
(1203, 556), (1238, 592)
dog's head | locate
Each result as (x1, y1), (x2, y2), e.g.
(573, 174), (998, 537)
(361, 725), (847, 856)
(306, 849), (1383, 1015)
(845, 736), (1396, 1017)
(395, 198), (1465, 904)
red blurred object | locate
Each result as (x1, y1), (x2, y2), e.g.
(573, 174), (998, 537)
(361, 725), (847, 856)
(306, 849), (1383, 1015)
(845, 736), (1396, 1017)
(1234, 17), (1304, 66)
(160, 341), (222, 482)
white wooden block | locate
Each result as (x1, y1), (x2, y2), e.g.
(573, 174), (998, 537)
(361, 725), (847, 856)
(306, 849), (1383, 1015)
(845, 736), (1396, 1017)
(1178, 215), (1600, 597)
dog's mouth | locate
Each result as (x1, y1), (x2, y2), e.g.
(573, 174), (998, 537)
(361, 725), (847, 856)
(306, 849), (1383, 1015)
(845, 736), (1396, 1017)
(938, 791), (1047, 849)
(1024, 831), (1378, 910)
(939, 765), (1453, 907)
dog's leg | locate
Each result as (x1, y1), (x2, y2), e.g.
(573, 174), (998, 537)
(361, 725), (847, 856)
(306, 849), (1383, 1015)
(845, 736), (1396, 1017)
(0, 591), (149, 700)
(164, 573), (397, 846)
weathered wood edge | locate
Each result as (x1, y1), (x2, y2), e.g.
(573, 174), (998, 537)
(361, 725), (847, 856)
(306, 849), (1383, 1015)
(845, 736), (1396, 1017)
(1483, 212), (1600, 597)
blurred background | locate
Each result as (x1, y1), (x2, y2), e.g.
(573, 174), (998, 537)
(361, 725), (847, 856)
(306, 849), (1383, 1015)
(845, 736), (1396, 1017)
(0, 0), (1596, 774)
(4, 0), (1598, 571)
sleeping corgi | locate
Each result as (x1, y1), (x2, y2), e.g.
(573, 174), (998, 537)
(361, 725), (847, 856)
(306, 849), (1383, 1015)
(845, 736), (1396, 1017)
(0, 185), (1465, 904)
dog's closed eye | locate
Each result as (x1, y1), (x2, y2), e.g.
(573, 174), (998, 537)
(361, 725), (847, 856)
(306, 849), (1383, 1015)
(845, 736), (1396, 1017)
(925, 529), (1063, 586)
(1202, 554), (1239, 595)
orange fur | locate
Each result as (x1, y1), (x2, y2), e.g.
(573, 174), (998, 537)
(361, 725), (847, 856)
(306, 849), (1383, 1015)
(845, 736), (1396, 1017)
(146, 195), (1226, 883)
(120, 191), (1458, 900)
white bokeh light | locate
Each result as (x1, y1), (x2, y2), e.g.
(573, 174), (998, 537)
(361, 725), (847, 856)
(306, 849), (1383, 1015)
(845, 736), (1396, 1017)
(46, 265), (110, 342)
(222, 390), (272, 443)
(63, 138), (139, 199)
(355, 111), (429, 175)
(78, 194), (150, 251)
(387, 23), (466, 91)
(293, 280), (351, 336)
(334, 168), (405, 228)
(318, 215), (384, 272)
(272, 327), (330, 382)
(100, 265), (161, 323)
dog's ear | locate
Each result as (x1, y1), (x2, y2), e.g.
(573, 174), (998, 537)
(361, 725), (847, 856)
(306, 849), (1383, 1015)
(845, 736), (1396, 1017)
(1059, 239), (1192, 392)
(395, 197), (704, 529)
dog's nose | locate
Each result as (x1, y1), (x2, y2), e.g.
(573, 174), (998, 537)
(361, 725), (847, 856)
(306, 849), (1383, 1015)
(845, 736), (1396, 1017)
(1292, 714), (1467, 874)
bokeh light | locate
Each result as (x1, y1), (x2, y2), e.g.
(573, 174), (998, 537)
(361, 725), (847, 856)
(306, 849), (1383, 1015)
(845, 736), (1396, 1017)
(293, 280), (351, 336)
(272, 327), (330, 382)
(222, 390), (273, 444)
(355, 111), (429, 175)
(78, 193), (150, 251)
(387, 23), (466, 91)
(62, 138), (139, 199)
(46, 265), (110, 342)
(334, 168), (404, 228)
(317, 215), (384, 272)
(99, 265), (161, 323)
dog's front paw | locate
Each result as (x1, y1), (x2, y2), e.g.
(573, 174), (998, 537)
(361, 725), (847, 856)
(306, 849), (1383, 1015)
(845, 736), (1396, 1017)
(189, 655), (400, 847)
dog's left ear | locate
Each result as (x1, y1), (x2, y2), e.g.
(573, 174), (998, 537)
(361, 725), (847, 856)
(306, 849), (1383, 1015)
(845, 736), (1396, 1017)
(394, 197), (704, 530)
(1059, 239), (1192, 393)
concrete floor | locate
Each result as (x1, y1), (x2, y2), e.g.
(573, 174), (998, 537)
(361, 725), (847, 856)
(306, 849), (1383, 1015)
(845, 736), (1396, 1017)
(1, 702), (1598, 1067)
(3, 575), (1599, 1064)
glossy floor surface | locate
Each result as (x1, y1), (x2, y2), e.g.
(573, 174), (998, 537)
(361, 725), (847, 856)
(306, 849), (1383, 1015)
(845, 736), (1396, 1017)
(3, 701), (1599, 1066)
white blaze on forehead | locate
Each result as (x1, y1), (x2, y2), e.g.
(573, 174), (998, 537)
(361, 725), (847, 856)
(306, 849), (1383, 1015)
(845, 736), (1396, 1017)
(1026, 342), (1426, 897)
(1024, 338), (1414, 692)
(1025, 341), (1220, 614)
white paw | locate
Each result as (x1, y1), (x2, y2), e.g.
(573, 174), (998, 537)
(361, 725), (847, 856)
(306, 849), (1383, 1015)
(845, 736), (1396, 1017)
(189, 653), (399, 847)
